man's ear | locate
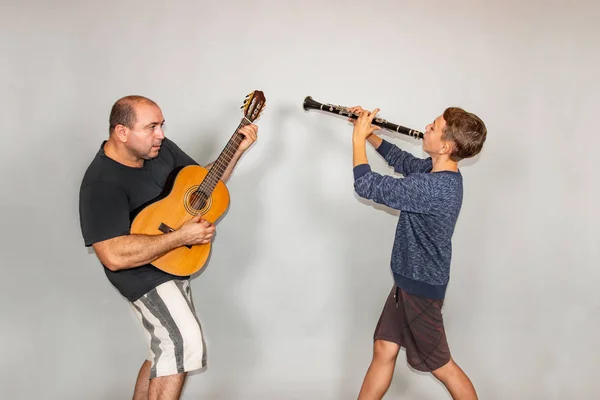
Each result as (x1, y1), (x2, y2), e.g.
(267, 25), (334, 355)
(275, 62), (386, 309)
(114, 124), (129, 143)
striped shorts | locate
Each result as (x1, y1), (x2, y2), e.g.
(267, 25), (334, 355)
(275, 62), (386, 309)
(130, 279), (206, 379)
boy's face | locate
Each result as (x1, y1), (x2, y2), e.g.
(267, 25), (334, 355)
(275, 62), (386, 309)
(423, 115), (449, 156)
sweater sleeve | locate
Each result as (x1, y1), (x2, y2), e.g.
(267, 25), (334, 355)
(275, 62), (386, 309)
(376, 139), (432, 176)
(353, 164), (434, 213)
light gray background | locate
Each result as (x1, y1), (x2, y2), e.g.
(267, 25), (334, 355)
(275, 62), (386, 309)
(1, 1), (599, 399)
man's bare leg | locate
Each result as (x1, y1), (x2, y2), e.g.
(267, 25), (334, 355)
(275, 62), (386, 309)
(132, 360), (151, 400)
(357, 340), (400, 400)
(432, 359), (478, 400)
(131, 360), (186, 400)
(148, 372), (187, 400)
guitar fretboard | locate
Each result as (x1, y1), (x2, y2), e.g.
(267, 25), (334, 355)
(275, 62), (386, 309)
(197, 117), (251, 195)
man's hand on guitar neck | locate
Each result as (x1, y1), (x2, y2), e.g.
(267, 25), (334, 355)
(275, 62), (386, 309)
(205, 124), (258, 182)
(238, 124), (258, 152)
(92, 216), (216, 272)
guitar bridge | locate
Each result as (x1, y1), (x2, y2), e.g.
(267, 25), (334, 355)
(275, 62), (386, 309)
(158, 223), (191, 249)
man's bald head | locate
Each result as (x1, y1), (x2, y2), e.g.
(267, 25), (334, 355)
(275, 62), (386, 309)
(109, 95), (158, 135)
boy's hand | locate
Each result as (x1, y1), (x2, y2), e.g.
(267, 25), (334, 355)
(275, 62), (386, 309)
(348, 106), (366, 124)
(352, 107), (381, 142)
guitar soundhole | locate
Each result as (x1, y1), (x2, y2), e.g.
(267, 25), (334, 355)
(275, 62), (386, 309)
(190, 192), (207, 209)
(184, 186), (212, 215)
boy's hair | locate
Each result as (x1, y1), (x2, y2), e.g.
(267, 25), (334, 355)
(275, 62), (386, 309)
(442, 107), (487, 161)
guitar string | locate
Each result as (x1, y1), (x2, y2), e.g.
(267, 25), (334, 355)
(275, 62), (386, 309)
(197, 118), (250, 198)
(194, 119), (249, 205)
(173, 115), (252, 232)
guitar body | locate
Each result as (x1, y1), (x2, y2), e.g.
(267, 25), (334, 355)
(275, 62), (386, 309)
(130, 89), (265, 277)
(130, 165), (230, 276)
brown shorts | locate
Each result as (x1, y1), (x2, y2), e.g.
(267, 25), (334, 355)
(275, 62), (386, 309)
(374, 285), (451, 372)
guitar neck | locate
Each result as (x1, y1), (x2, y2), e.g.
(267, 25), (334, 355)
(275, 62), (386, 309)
(200, 117), (251, 193)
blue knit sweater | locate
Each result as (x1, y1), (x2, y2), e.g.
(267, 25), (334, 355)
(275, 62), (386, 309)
(353, 140), (463, 299)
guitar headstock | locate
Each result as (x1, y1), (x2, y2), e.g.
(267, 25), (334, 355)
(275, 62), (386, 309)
(241, 90), (266, 122)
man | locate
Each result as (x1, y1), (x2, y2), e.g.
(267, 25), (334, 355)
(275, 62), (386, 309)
(78, 95), (258, 399)
(349, 105), (487, 400)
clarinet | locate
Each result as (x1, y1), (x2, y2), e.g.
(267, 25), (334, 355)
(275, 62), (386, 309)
(302, 96), (424, 140)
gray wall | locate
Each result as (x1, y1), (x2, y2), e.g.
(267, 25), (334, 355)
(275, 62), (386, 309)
(1, 1), (599, 399)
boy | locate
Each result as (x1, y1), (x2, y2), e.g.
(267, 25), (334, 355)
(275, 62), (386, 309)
(349, 105), (487, 400)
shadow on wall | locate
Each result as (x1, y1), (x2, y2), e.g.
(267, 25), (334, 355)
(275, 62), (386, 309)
(289, 104), (421, 399)
(182, 100), (286, 398)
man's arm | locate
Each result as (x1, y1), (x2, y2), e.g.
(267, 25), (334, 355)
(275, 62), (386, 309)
(80, 180), (215, 271)
(93, 232), (187, 271)
(205, 124), (258, 182)
(91, 215), (214, 271)
(204, 150), (243, 183)
(93, 215), (215, 271)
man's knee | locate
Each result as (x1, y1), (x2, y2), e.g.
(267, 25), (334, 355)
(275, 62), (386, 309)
(373, 340), (400, 363)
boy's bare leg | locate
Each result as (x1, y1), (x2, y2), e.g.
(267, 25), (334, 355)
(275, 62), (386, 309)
(357, 340), (400, 400)
(432, 359), (478, 400)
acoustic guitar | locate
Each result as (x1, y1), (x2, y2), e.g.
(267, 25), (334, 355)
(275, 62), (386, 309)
(130, 90), (266, 276)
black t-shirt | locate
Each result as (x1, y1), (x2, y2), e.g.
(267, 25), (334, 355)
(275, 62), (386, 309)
(79, 138), (199, 302)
